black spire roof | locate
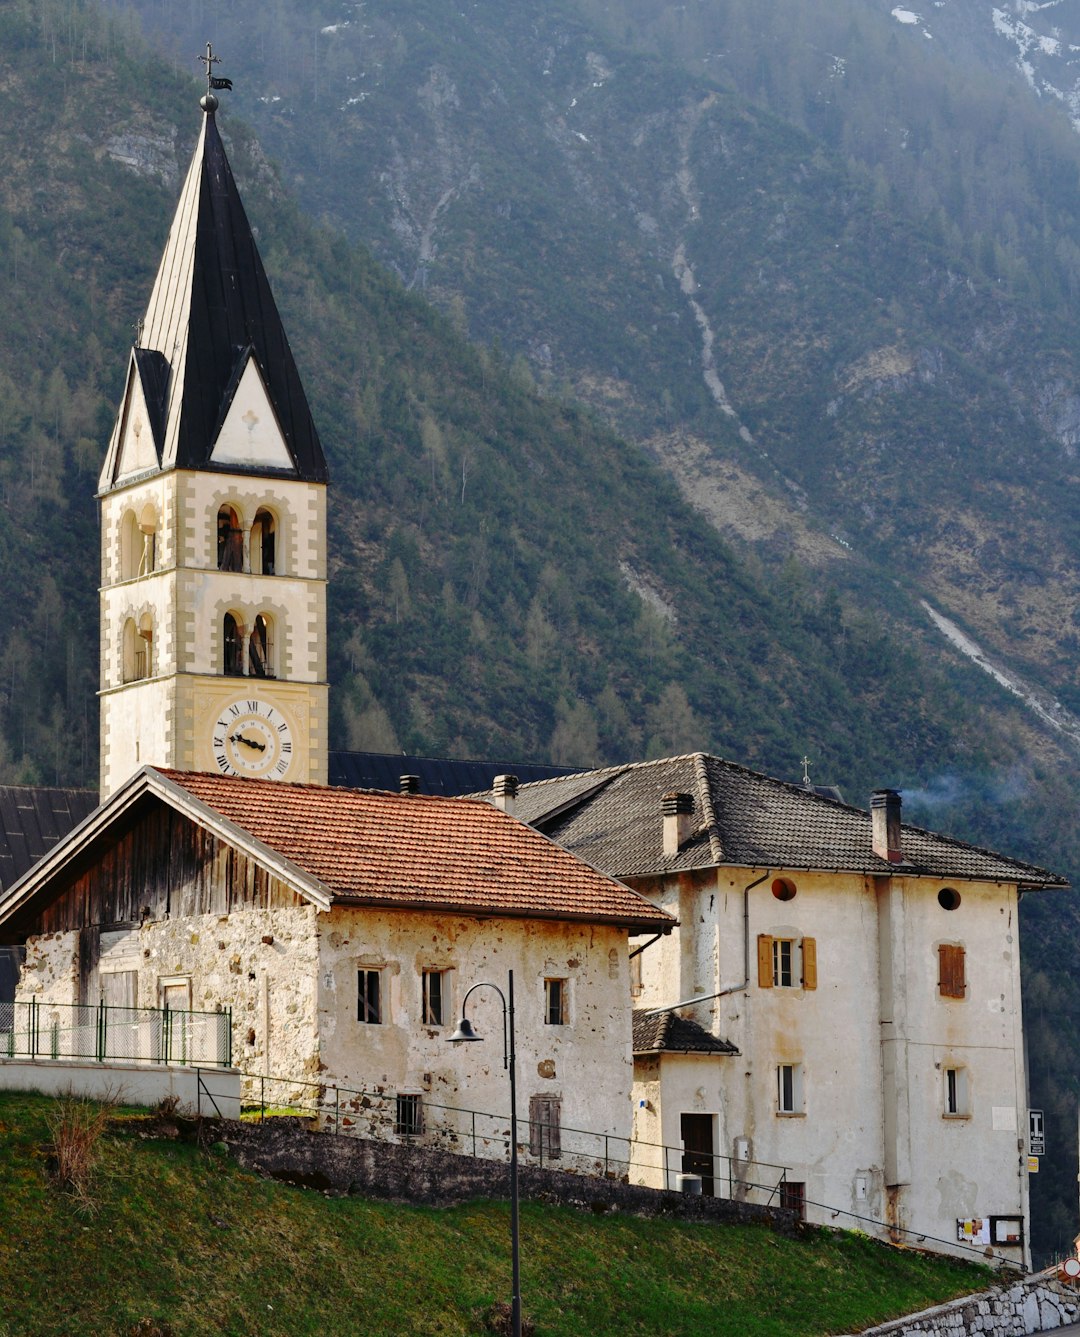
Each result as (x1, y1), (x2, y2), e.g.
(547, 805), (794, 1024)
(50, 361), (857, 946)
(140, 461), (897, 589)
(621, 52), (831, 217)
(101, 99), (327, 487)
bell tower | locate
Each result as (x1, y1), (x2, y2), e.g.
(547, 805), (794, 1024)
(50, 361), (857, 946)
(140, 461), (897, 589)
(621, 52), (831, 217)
(98, 61), (329, 799)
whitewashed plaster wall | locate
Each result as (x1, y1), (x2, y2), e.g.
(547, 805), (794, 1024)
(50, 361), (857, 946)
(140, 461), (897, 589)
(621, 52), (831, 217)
(627, 865), (1031, 1266)
(315, 908), (636, 1165)
(630, 1051), (731, 1192)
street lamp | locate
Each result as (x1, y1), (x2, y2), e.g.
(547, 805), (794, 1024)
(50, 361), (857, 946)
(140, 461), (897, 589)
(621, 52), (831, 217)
(448, 969), (521, 1337)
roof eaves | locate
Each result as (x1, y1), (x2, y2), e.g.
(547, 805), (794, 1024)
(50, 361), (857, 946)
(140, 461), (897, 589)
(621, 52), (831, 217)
(330, 891), (674, 933)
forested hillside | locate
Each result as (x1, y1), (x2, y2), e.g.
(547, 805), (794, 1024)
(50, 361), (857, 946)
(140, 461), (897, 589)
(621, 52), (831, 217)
(2, 0), (1080, 1259)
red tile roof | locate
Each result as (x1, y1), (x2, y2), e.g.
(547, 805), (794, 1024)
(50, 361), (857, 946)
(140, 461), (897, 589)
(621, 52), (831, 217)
(156, 769), (673, 931)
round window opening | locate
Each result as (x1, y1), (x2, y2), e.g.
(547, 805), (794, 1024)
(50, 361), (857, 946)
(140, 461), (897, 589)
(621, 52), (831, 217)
(938, 888), (961, 911)
(772, 877), (797, 902)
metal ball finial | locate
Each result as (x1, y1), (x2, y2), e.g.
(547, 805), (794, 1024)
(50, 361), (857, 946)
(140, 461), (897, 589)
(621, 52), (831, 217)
(200, 92), (219, 113)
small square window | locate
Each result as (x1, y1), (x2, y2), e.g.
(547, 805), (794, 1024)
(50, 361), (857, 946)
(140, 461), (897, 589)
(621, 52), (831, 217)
(358, 969), (381, 1024)
(395, 1093), (423, 1137)
(422, 969), (445, 1026)
(779, 1180), (806, 1220)
(544, 978), (566, 1026)
(777, 1063), (804, 1114)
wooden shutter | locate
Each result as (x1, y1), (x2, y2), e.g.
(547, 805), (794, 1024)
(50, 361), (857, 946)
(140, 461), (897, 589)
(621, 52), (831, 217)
(801, 938), (817, 990)
(938, 944), (966, 998)
(757, 934), (774, 988)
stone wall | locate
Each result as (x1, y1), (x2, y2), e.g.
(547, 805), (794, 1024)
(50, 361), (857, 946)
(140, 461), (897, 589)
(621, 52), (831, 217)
(217, 1115), (802, 1233)
(844, 1272), (1080, 1335)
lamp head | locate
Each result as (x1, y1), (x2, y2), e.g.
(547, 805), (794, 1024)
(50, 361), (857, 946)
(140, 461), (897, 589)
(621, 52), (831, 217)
(448, 1017), (483, 1044)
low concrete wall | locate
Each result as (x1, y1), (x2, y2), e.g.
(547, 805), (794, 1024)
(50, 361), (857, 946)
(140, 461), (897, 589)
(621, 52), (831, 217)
(218, 1116), (802, 1232)
(0, 1058), (241, 1119)
(845, 1270), (1080, 1336)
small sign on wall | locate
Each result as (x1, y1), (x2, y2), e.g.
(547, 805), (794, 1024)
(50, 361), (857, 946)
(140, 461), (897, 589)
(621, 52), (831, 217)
(957, 1216), (1025, 1247)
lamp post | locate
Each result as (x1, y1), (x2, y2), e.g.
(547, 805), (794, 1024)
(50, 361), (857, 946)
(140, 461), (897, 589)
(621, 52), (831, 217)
(448, 970), (521, 1337)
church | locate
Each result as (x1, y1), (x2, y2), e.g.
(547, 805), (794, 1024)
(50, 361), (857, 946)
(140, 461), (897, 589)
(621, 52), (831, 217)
(0, 69), (676, 1161)
(0, 61), (1068, 1268)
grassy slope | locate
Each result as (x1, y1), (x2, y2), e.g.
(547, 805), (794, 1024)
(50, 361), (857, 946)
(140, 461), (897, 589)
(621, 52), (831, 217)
(0, 1093), (991, 1337)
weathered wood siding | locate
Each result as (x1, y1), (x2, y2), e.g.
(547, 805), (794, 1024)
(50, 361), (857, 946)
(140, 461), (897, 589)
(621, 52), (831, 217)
(35, 805), (304, 934)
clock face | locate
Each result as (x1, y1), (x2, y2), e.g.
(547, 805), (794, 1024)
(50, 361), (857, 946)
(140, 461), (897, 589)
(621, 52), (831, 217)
(212, 698), (295, 778)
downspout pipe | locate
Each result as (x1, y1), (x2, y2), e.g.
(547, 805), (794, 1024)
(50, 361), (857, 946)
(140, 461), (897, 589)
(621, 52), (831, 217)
(644, 869), (770, 1016)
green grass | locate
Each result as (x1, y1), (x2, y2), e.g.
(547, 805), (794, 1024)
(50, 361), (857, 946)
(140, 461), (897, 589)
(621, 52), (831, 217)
(0, 1092), (993, 1336)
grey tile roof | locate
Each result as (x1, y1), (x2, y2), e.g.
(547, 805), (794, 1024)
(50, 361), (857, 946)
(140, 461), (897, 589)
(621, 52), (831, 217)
(632, 1010), (739, 1056)
(512, 754), (1067, 888)
(0, 786), (99, 891)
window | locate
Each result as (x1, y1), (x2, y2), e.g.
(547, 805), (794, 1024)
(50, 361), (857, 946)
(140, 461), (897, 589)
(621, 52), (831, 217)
(773, 939), (793, 987)
(217, 505), (243, 571)
(938, 887), (961, 911)
(757, 935), (817, 989)
(544, 978), (566, 1026)
(357, 969), (381, 1024)
(249, 613), (274, 678)
(120, 510), (141, 581)
(223, 613), (243, 676)
(771, 877), (797, 902)
(529, 1095), (561, 1159)
(252, 508), (277, 575)
(938, 944), (966, 999)
(943, 1066), (969, 1118)
(777, 1063), (804, 1114)
(422, 969), (446, 1025)
(779, 1180), (806, 1220)
(395, 1094), (423, 1137)
(629, 951), (644, 998)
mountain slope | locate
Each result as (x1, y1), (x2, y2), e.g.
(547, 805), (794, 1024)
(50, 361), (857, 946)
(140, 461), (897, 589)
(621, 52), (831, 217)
(3, 0), (1079, 1260)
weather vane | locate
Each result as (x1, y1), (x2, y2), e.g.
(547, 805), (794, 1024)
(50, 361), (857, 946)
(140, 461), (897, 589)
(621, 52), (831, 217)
(198, 42), (233, 107)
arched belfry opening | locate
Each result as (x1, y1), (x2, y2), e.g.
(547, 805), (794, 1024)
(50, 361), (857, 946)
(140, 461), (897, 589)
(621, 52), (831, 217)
(249, 613), (274, 678)
(223, 612), (244, 676)
(217, 505), (243, 572)
(251, 508), (277, 575)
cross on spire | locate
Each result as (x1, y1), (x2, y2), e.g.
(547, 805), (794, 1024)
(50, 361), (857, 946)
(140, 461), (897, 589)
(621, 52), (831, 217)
(198, 42), (233, 100)
(802, 755), (812, 786)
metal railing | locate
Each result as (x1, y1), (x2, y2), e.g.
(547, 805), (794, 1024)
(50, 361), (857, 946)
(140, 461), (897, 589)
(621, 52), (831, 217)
(0, 999), (232, 1068)
(239, 1069), (790, 1205)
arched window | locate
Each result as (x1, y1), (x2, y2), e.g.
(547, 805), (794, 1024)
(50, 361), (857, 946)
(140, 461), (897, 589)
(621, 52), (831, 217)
(251, 508), (277, 575)
(217, 505), (243, 572)
(137, 504), (158, 577)
(249, 613), (274, 678)
(120, 512), (141, 581)
(137, 614), (153, 679)
(122, 618), (138, 682)
(223, 613), (243, 676)
(122, 616), (152, 682)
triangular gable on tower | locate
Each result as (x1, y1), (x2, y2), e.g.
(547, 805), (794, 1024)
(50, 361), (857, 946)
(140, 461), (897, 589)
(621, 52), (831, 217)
(100, 347), (170, 486)
(98, 99), (327, 493)
(209, 348), (295, 471)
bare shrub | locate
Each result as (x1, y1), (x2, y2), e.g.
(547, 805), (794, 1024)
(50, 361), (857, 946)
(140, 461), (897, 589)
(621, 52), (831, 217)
(484, 1302), (534, 1336)
(46, 1096), (114, 1209)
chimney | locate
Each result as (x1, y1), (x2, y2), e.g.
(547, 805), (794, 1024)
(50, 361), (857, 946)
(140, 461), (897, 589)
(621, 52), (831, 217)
(492, 774), (519, 815)
(399, 774), (421, 795)
(662, 792), (694, 856)
(871, 789), (903, 863)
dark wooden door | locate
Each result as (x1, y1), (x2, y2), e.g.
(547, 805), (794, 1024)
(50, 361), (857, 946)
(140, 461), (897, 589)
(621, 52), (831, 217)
(680, 1113), (715, 1195)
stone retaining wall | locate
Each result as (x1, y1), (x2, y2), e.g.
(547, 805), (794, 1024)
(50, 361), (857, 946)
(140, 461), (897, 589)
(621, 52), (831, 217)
(218, 1116), (802, 1232)
(844, 1271), (1079, 1336)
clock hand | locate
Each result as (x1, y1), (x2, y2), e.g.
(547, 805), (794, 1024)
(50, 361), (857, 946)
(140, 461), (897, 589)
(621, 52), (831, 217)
(228, 732), (267, 752)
